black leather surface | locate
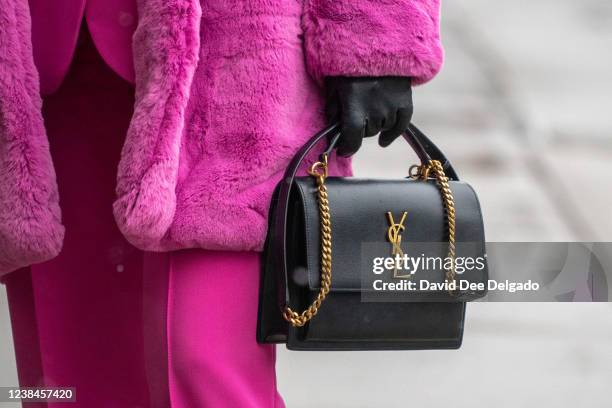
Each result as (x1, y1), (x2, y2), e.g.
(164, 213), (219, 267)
(287, 297), (466, 350)
(292, 177), (488, 301)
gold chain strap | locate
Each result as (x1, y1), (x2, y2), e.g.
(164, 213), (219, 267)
(283, 155), (333, 327)
(283, 157), (457, 328)
(414, 160), (457, 290)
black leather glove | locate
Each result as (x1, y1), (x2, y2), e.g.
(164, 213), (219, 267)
(325, 76), (413, 157)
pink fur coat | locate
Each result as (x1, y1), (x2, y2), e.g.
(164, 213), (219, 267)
(0, 0), (443, 275)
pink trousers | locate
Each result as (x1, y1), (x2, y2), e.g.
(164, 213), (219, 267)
(3, 27), (283, 408)
(144, 250), (284, 408)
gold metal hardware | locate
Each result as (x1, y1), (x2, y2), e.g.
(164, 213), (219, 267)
(417, 160), (457, 292)
(308, 154), (328, 179)
(409, 164), (431, 180)
(386, 212), (412, 278)
(284, 154), (332, 327)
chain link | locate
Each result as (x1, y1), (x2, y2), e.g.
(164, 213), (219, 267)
(283, 156), (333, 327)
(418, 160), (457, 291)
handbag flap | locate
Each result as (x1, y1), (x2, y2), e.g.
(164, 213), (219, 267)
(291, 177), (488, 301)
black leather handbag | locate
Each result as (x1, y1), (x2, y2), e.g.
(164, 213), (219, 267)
(257, 123), (488, 350)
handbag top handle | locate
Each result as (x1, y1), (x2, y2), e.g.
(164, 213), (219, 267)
(271, 123), (459, 311)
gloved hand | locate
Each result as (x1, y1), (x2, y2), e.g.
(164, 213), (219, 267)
(325, 76), (413, 157)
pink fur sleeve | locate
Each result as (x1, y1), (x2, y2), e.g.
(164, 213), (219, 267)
(0, 0), (64, 276)
(301, 0), (444, 85)
(113, 0), (201, 249)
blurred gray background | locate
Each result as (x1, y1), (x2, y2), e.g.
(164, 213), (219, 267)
(2, 0), (612, 407)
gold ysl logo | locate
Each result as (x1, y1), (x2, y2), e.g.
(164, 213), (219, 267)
(386, 211), (411, 278)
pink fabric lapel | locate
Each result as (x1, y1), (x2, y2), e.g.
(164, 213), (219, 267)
(0, 0), (64, 276)
(28, 0), (86, 95)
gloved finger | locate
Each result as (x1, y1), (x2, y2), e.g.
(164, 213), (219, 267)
(365, 110), (388, 137)
(378, 108), (412, 148)
(325, 97), (340, 122)
(337, 112), (366, 157)
(384, 109), (397, 131)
